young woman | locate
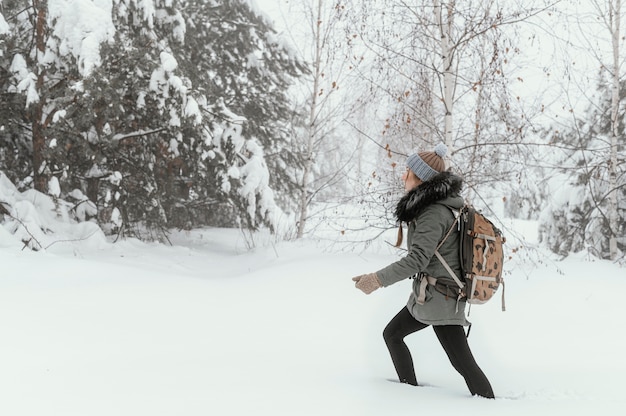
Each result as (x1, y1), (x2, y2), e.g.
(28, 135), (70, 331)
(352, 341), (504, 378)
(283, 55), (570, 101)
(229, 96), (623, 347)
(351, 143), (494, 398)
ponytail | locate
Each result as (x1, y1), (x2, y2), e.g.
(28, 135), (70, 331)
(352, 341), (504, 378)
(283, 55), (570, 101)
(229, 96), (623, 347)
(394, 224), (404, 247)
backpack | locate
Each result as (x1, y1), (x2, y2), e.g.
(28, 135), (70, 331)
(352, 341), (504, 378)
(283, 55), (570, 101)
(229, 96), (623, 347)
(434, 205), (506, 311)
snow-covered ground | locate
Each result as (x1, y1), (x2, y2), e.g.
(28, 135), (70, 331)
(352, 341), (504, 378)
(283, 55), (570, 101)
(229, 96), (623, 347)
(1, 209), (624, 415)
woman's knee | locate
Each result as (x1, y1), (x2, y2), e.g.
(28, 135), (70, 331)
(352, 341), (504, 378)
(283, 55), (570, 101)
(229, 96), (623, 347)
(382, 323), (399, 344)
(383, 307), (426, 345)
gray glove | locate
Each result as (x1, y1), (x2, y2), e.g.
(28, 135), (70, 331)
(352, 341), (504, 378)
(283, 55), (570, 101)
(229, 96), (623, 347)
(352, 273), (381, 295)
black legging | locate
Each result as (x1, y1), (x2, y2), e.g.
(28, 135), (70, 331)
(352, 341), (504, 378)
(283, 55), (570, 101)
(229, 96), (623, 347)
(382, 307), (494, 398)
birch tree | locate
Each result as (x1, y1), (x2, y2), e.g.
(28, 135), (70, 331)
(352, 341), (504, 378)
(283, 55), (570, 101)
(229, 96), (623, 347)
(295, 0), (350, 238)
(606, 0), (621, 260)
(435, 0), (456, 148)
(296, 0), (324, 238)
(277, 0), (367, 238)
(349, 0), (550, 205)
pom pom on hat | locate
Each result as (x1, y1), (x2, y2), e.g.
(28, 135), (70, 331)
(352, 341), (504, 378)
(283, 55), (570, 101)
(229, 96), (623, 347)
(433, 142), (448, 158)
(406, 142), (448, 182)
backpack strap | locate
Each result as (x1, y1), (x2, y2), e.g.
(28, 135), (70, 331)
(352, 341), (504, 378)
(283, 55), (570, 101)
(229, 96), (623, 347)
(415, 269), (465, 314)
(417, 205), (466, 313)
(434, 250), (465, 290)
(436, 207), (460, 252)
(415, 274), (438, 305)
(434, 206), (465, 291)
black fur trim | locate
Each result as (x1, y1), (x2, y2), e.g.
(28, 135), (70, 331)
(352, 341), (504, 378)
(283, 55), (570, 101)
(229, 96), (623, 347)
(395, 171), (463, 222)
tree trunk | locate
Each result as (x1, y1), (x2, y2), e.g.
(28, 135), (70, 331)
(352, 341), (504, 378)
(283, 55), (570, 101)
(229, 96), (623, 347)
(297, 0), (324, 239)
(32, 2), (48, 193)
(608, 0), (620, 260)
(31, 99), (47, 193)
(434, 0), (456, 149)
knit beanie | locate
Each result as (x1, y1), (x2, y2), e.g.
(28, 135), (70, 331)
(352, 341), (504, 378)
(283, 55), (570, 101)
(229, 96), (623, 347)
(406, 143), (448, 182)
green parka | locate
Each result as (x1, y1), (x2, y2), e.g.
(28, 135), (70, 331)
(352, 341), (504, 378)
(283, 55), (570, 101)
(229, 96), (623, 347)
(376, 172), (469, 326)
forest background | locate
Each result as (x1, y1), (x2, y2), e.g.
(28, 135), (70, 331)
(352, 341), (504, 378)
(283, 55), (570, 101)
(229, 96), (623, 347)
(0, 0), (624, 262)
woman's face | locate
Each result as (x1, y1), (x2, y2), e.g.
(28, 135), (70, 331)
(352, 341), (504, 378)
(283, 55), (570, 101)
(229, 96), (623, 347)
(402, 167), (422, 191)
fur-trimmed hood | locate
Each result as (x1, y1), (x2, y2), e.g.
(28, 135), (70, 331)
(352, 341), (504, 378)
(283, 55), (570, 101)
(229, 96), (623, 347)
(395, 171), (463, 222)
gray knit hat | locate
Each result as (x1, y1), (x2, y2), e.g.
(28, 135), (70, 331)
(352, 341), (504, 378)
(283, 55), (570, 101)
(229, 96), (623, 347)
(406, 143), (448, 182)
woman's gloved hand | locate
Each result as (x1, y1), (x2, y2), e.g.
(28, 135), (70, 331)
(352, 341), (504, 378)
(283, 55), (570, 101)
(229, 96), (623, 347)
(352, 273), (381, 295)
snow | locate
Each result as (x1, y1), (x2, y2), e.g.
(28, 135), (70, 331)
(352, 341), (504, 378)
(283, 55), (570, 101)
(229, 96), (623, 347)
(48, 176), (61, 198)
(149, 67), (168, 93)
(1, 174), (625, 416)
(10, 55), (40, 106)
(47, 0), (115, 76)
(134, 0), (157, 29)
(249, 0), (277, 26)
(0, 1), (624, 410)
(160, 51), (178, 72)
(0, 12), (9, 35)
(184, 96), (202, 124)
(155, 7), (186, 43)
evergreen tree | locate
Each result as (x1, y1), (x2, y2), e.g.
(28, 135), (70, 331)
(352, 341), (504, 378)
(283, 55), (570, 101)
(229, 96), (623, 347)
(0, 0), (89, 192)
(39, 0), (199, 238)
(1, 0), (307, 240)
(539, 75), (625, 258)
(179, 0), (307, 231)
(0, 4), (31, 186)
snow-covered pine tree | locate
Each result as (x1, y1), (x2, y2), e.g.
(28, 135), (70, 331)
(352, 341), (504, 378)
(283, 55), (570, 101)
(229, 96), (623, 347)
(179, 0), (307, 232)
(539, 75), (625, 259)
(86, 0), (203, 237)
(1, 0), (199, 238)
(0, 0), (116, 194)
(0, 5), (32, 186)
(1, 0), (307, 239)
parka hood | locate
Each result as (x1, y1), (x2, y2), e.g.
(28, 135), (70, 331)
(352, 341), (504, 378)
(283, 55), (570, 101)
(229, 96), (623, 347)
(395, 171), (463, 222)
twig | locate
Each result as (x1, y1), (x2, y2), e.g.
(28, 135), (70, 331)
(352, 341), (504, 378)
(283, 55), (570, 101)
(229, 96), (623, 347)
(343, 119), (407, 157)
(44, 229), (102, 250)
(1, 200), (102, 251)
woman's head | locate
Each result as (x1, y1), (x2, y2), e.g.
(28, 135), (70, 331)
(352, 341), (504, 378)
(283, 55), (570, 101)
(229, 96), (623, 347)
(403, 143), (448, 191)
